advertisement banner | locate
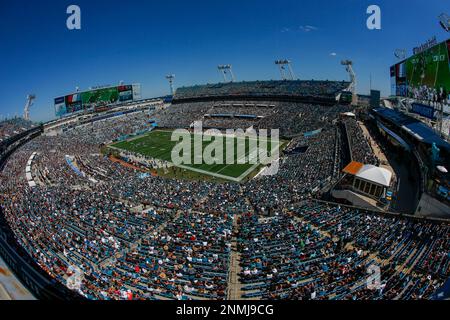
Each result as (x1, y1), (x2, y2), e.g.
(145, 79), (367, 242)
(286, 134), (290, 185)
(411, 102), (437, 119)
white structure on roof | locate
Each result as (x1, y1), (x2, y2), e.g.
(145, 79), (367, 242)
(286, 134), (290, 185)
(356, 165), (392, 187)
(332, 161), (394, 211)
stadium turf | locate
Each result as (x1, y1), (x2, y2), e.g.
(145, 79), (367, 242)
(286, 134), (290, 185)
(110, 129), (281, 181)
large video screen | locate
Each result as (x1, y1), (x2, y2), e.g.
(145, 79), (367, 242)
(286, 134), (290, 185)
(55, 84), (139, 117)
(391, 39), (450, 101)
(81, 87), (119, 106)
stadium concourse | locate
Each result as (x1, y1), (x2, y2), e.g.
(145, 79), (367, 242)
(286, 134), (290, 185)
(0, 80), (449, 300)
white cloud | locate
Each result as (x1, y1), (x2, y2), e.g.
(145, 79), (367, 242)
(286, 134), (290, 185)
(281, 25), (318, 34)
(330, 52), (337, 57)
(299, 25), (318, 32)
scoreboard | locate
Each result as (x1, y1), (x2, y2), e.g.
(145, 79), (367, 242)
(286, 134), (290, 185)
(54, 84), (141, 117)
(390, 38), (450, 99)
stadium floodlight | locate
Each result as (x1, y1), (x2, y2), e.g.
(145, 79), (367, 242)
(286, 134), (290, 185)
(165, 74), (175, 95)
(23, 94), (36, 121)
(341, 60), (357, 99)
(275, 59), (295, 80)
(217, 65), (235, 83)
(438, 13), (449, 32)
(394, 49), (406, 60)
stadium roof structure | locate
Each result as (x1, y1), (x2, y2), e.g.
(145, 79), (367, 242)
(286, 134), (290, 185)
(377, 122), (411, 151)
(343, 161), (393, 187)
(373, 107), (450, 151)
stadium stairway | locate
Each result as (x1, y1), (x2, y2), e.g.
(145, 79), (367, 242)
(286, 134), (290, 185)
(227, 214), (247, 300)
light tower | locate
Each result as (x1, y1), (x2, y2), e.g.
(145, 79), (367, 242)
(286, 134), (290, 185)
(275, 59), (295, 80)
(341, 60), (356, 94)
(394, 49), (406, 60)
(438, 13), (449, 32)
(217, 65), (235, 83)
(166, 74), (175, 95)
(23, 94), (36, 121)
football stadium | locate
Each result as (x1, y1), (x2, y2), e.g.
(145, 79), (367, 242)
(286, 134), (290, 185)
(110, 129), (283, 181)
(0, 1), (449, 309)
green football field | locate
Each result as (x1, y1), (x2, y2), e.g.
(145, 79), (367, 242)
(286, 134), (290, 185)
(110, 129), (282, 181)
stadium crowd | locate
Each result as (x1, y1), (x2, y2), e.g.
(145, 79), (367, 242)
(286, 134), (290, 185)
(238, 202), (449, 300)
(0, 118), (36, 142)
(0, 81), (448, 300)
(407, 85), (449, 107)
(154, 100), (353, 137)
(174, 80), (350, 101)
(343, 118), (379, 165)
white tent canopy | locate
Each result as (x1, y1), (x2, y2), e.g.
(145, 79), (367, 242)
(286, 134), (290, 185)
(437, 165), (448, 173)
(355, 165), (392, 187)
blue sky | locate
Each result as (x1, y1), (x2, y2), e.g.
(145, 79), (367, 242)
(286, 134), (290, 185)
(0, 0), (448, 122)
